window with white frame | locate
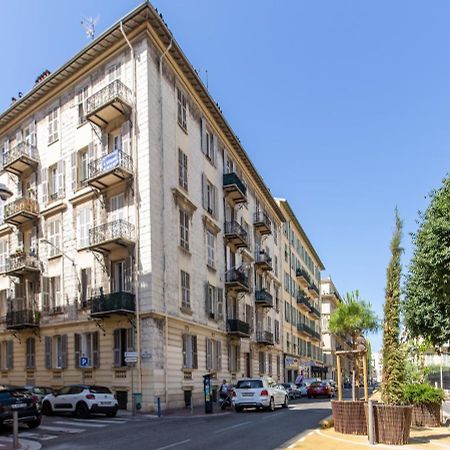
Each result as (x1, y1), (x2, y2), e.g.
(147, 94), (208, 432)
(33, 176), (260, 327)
(77, 206), (91, 248)
(178, 149), (188, 191)
(206, 338), (221, 371)
(177, 88), (187, 130)
(180, 270), (190, 309)
(47, 219), (61, 257)
(179, 209), (189, 250)
(48, 107), (59, 144)
(182, 334), (197, 369)
(77, 86), (88, 125)
(206, 230), (215, 268)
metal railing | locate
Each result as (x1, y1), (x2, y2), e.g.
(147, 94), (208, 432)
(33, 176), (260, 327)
(227, 319), (250, 335)
(5, 253), (40, 272)
(256, 330), (274, 345)
(90, 291), (136, 315)
(225, 269), (249, 288)
(2, 142), (38, 168)
(223, 172), (247, 196)
(4, 197), (39, 219)
(88, 150), (133, 180)
(224, 221), (248, 244)
(253, 211), (271, 229)
(6, 309), (39, 328)
(85, 79), (132, 116)
(88, 219), (135, 247)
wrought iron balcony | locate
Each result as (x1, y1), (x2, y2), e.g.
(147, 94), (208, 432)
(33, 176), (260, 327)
(254, 250), (272, 271)
(256, 330), (274, 345)
(227, 319), (250, 337)
(296, 293), (311, 313)
(308, 304), (321, 320)
(255, 289), (273, 308)
(90, 291), (135, 317)
(4, 197), (39, 226)
(87, 150), (133, 190)
(85, 80), (132, 128)
(224, 221), (249, 249)
(225, 268), (250, 293)
(4, 253), (40, 277)
(295, 267), (310, 287)
(88, 219), (135, 253)
(253, 211), (271, 235)
(223, 172), (247, 205)
(2, 143), (39, 176)
(6, 309), (39, 330)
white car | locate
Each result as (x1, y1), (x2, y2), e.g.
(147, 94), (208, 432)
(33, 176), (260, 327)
(232, 377), (289, 412)
(42, 385), (119, 418)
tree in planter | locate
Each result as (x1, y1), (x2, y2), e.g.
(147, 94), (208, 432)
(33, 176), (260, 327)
(404, 175), (450, 347)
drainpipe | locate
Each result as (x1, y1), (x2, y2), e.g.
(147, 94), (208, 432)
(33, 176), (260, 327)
(159, 36), (173, 409)
(119, 22), (142, 398)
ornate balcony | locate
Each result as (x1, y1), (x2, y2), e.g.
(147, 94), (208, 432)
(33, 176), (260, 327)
(308, 304), (321, 320)
(4, 198), (39, 226)
(6, 309), (39, 330)
(296, 293), (311, 314)
(2, 143), (38, 176)
(225, 269), (250, 293)
(87, 219), (135, 253)
(255, 289), (273, 308)
(4, 253), (40, 277)
(256, 330), (274, 346)
(223, 172), (247, 205)
(224, 221), (249, 249)
(227, 319), (250, 338)
(87, 150), (133, 190)
(85, 80), (132, 128)
(295, 267), (310, 288)
(90, 291), (135, 317)
(254, 250), (272, 272)
(253, 211), (271, 235)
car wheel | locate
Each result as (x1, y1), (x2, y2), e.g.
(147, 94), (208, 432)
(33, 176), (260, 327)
(235, 406), (243, 413)
(76, 402), (90, 419)
(28, 419), (41, 429)
(42, 401), (53, 416)
(266, 397), (275, 412)
(282, 396), (289, 408)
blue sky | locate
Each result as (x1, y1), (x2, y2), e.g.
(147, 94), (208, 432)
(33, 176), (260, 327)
(1, 0), (449, 352)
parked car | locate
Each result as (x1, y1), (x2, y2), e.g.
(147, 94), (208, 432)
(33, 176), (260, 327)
(42, 385), (119, 418)
(24, 386), (54, 405)
(280, 383), (301, 399)
(232, 378), (289, 412)
(0, 388), (42, 429)
(307, 381), (335, 399)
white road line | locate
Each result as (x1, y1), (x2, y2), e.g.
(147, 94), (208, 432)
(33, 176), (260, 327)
(214, 421), (251, 434)
(39, 425), (84, 434)
(71, 418), (127, 424)
(154, 439), (191, 450)
(19, 431), (58, 441)
(53, 420), (105, 428)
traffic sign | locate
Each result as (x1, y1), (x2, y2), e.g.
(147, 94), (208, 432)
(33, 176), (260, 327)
(80, 356), (90, 368)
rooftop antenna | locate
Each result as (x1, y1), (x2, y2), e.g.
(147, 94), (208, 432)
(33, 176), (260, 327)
(81, 16), (99, 41)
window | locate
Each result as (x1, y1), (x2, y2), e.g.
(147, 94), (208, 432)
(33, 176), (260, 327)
(182, 334), (198, 369)
(48, 107), (59, 144)
(177, 88), (187, 130)
(44, 335), (67, 369)
(47, 219), (61, 257)
(113, 328), (134, 367)
(25, 337), (35, 369)
(77, 87), (88, 125)
(178, 149), (188, 191)
(206, 338), (221, 371)
(228, 344), (240, 373)
(179, 209), (189, 250)
(74, 332), (99, 368)
(180, 270), (190, 309)
(202, 174), (217, 217)
(206, 230), (215, 268)
(259, 351), (265, 374)
(205, 284), (223, 320)
(77, 207), (91, 248)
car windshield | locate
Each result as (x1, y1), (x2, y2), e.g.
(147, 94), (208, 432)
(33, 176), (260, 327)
(235, 380), (263, 389)
(89, 386), (112, 394)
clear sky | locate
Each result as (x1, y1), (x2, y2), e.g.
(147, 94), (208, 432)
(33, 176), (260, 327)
(1, 0), (449, 352)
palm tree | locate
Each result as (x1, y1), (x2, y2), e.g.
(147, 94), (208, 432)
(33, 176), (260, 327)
(329, 290), (379, 399)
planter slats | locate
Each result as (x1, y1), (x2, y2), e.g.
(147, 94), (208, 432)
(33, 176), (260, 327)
(332, 400), (367, 435)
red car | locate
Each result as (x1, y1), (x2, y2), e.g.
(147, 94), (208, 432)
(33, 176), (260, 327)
(307, 381), (335, 399)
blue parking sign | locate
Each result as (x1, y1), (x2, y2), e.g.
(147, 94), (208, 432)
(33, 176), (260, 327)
(80, 356), (89, 367)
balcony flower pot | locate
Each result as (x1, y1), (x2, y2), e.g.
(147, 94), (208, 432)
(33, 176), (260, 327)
(331, 400), (367, 435)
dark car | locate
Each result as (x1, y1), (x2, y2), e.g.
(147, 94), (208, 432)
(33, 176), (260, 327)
(307, 381), (335, 399)
(0, 389), (41, 429)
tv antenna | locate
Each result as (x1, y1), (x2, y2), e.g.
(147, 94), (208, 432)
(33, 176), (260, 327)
(81, 16), (99, 41)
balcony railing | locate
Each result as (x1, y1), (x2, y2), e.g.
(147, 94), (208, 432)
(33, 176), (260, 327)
(227, 319), (250, 337)
(4, 253), (40, 276)
(225, 269), (250, 293)
(224, 221), (249, 249)
(2, 142), (39, 175)
(88, 219), (135, 252)
(6, 309), (39, 330)
(223, 172), (247, 204)
(254, 250), (272, 271)
(253, 211), (272, 235)
(85, 80), (133, 128)
(87, 150), (133, 190)
(4, 197), (39, 225)
(256, 330), (274, 345)
(255, 289), (273, 307)
(90, 291), (135, 317)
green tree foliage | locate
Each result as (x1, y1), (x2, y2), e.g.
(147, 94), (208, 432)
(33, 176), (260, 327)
(404, 176), (450, 347)
(381, 210), (405, 405)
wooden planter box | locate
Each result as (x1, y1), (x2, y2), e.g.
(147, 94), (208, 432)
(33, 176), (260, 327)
(411, 403), (441, 427)
(332, 400), (367, 435)
(366, 404), (412, 445)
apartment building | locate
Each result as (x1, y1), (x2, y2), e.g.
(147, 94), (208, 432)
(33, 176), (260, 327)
(0, 3), (287, 411)
(320, 277), (352, 381)
(275, 199), (325, 383)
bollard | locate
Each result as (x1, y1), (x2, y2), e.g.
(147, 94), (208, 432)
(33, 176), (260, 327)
(368, 399), (374, 445)
(12, 409), (19, 449)
(157, 397), (161, 418)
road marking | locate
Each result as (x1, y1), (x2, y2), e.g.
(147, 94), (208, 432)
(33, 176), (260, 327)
(19, 431), (58, 441)
(53, 420), (105, 428)
(71, 418), (127, 424)
(214, 421), (250, 434)
(154, 439), (191, 450)
(39, 425), (84, 433)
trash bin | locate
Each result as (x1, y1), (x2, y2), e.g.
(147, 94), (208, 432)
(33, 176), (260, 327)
(133, 392), (142, 410)
(203, 375), (213, 414)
